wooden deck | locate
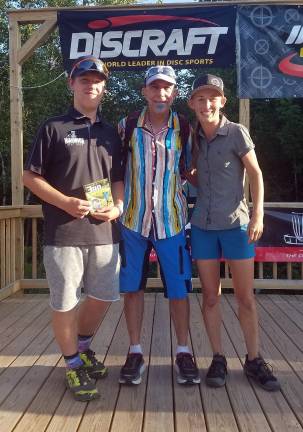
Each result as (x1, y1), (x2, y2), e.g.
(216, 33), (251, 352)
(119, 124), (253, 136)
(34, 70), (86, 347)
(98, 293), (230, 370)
(0, 293), (303, 432)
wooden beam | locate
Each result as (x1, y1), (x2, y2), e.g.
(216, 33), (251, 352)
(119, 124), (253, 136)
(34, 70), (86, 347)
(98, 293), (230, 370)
(9, 16), (23, 206)
(239, 98), (250, 200)
(0, 281), (21, 301)
(18, 19), (57, 65)
(6, 0), (303, 23)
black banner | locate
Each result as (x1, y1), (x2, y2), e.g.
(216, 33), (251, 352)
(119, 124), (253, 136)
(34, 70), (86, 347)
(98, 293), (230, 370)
(238, 5), (303, 98)
(256, 208), (303, 262)
(58, 7), (236, 72)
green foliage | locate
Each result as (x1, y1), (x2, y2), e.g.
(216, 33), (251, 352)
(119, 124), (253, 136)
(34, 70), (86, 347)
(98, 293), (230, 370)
(0, 1), (303, 204)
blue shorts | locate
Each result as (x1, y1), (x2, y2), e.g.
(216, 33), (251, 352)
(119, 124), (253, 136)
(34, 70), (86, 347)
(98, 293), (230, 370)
(191, 225), (255, 260)
(119, 225), (192, 299)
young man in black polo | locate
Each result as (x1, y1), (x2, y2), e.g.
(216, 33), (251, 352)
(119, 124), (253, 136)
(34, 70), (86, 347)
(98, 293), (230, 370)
(23, 56), (124, 401)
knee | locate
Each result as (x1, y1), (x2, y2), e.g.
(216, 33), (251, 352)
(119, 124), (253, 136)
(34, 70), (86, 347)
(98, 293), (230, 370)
(237, 294), (256, 312)
(203, 294), (220, 309)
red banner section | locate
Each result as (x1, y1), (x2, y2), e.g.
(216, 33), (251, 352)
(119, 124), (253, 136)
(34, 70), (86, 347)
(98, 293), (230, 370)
(255, 247), (303, 262)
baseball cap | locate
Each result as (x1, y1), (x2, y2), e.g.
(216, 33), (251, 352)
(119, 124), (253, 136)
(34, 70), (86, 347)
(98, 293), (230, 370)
(190, 74), (224, 98)
(69, 56), (109, 80)
(145, 66), (177, 86)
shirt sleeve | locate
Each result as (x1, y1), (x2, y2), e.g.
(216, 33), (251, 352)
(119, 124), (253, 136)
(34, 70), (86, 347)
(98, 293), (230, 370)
(234, 124), (255, 159)
(24, 121), (54, 176)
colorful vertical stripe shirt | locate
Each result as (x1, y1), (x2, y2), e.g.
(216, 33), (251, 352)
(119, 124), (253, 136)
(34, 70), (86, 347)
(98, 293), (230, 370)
(118, 107), (191, 240)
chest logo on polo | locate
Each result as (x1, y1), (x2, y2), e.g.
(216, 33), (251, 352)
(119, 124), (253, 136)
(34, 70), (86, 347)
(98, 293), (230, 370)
(224, 161), (231, 168)
(64, 130), (85, 146)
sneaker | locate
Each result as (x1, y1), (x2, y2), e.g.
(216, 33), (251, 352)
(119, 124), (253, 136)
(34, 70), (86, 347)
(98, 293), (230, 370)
(119, 353), (145, 385)
(175, 352), (201, 385)
(79, 349), (108, 380)
(244, 355), (280, 392)
(205, 354), (227, 388)
(65, 366), (100, 402)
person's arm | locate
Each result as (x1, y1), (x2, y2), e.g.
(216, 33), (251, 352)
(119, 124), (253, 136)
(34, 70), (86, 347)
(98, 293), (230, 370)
(23, 170), (90, 219)
(242, 149), (264, 243)
(90, 180), (124, 221)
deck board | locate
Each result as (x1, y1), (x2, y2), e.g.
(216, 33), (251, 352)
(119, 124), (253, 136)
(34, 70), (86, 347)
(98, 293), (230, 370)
(0, 292), (302, 432)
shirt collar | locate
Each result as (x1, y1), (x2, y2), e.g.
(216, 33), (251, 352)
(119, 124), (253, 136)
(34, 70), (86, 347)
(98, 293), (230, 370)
(198, 114), (229, 138)
(68, 106), (103, 124)
(138, 107), (178, 130)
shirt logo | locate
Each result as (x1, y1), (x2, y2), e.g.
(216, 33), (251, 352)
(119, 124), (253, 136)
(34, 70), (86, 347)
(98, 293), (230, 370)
(224, 161), (231, 168)
(64, 130), (85, 146)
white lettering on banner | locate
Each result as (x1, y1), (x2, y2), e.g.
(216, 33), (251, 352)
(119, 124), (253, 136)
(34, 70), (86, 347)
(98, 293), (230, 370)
(69, 27), (229, 59)
(140, 30), (165, 56)
(70, 32), (93, 57)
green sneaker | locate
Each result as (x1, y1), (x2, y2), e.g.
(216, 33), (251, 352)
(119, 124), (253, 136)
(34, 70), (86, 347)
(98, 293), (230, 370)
(80, 349), (108, 380)
(65, 366), (99, 402)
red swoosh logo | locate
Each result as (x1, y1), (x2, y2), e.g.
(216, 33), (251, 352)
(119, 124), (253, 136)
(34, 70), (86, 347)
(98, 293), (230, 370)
(88, 15), (218, 30)
(278, 53), (303, 78)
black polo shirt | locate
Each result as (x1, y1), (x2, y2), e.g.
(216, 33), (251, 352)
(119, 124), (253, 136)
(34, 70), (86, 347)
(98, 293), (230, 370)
(25, 107), (124, 246)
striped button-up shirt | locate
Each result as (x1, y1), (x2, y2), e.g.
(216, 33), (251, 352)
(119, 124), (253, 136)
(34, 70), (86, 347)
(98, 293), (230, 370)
(118, 107), (191, 239)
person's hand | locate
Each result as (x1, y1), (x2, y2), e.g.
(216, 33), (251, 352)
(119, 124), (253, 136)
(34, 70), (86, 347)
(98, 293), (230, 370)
(184, 168), (198, 187)
(247, 215), (264, 243)
(63, 197), (90, 219)
(90, 205), (120, 222)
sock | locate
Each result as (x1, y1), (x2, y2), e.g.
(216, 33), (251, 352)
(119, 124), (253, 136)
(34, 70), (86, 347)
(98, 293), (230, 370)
(78, 334), (93, 353)
(64, 352), (83, 369)
(176, 345), (191, 355)
(129, 344), (143, 354)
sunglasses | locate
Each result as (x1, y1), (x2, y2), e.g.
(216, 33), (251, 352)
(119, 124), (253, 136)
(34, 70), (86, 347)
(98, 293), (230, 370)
(145, 66), (176, 81)
(69, 58), (109, 80)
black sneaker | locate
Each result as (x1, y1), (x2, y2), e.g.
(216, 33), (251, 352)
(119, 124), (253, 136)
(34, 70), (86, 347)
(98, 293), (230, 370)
(244, 355), (280, 392)
(205, 354), (227, 388)
(65, 366), (99, 402)
(119, 353), (145, 385)
(175, 352), (201, 385)
(80, 349), (108, 380)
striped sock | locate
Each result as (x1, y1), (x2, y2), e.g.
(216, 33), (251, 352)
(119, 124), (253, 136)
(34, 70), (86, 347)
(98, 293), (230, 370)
(78, 334), (93, 353)
(64, 352), (83, 369)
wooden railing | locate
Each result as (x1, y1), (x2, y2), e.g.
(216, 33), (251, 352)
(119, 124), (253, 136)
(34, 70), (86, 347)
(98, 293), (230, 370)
(0, 204), (303, 299)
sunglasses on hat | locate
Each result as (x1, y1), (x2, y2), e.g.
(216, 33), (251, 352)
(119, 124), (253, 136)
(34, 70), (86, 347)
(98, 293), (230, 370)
(69, 57), (109, 80)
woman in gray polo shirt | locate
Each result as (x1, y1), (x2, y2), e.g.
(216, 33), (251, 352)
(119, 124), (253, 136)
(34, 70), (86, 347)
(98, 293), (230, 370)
(188, 74), (280, 392)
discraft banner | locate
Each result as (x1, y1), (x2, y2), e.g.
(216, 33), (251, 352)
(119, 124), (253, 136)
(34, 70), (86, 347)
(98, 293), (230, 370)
(238, 5), (303, 98)
(58, 7), (236, 72)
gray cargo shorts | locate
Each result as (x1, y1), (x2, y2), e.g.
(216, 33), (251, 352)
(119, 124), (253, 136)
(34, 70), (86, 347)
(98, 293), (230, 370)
(43, 244), (120, 311)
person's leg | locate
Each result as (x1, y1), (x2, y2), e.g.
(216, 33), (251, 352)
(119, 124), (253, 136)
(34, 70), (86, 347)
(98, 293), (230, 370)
(228, 258), (258, 359)
(191, 226), (227, 387)
(52, 309), (78, 356)
(78, 296), (109, 337)
(155, 230), (200, 384)
(223, 226), (280, 391)
(124, 290), (145, 346)
(169, 297), (189, 347)
(196, 259), (223, 355)
(119, 226), (150, 384)
(78, 244), (120, 379)
(44, 246), (99, 401)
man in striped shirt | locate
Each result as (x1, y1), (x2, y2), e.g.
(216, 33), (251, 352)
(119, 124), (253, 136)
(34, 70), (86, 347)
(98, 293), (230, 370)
(118, 66), (200, 386)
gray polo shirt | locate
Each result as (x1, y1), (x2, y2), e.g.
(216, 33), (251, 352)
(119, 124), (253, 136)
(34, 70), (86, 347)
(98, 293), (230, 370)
(191, 116), (254, 230)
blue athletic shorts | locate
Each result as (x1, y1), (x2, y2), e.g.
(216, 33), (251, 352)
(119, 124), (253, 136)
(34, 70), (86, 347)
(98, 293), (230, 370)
(191, 224), (255, 260)
(119, 225), (192, 299)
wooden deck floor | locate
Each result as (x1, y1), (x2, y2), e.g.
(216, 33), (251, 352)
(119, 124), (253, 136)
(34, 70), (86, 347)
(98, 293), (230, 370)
(0, 292), (303, 432)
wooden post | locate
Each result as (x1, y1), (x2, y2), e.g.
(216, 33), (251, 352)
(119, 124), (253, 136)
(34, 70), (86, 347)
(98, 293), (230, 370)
(239, 99), (250, 200)
(9, 16), (23, 206)
(9, 17), (24, 281)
